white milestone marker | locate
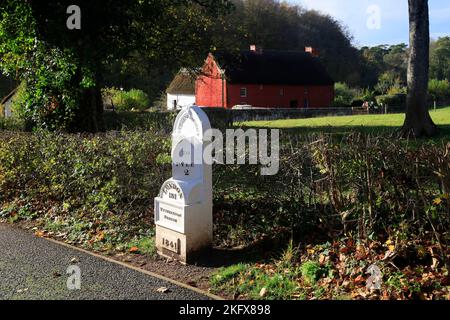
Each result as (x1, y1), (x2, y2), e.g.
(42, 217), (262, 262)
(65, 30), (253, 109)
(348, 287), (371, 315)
(154, 106), (213, 263)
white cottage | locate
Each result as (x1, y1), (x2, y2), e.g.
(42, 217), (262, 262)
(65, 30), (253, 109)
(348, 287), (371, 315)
(0, 88), (18, 118)
(166, 69), (196, 111)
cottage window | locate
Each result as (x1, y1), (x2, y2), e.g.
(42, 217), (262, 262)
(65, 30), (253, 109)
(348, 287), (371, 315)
(240, 88), (248, 98)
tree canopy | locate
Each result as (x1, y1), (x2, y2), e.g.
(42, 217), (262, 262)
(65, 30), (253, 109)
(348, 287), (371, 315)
(0, 0), (232, 131)
(1, 0), (449, 132)
(430, 36), (450, 81)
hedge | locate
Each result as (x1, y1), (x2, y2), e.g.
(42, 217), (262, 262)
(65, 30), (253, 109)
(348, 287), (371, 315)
(375, 94), (407, 108)
(0, 131), (448, 252)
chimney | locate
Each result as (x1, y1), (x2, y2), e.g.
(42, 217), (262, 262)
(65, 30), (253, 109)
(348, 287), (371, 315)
(250, 45), (263, 54)
(305, 47), (319, 57)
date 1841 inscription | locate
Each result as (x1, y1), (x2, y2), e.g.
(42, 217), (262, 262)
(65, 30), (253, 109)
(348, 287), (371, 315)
(162, 236), (180, 254)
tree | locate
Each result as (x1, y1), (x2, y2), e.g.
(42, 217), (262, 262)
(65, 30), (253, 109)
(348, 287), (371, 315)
(430, 37), (450, 81)
(207, 0), (361, 85)
(99, 0), (366, 103)
(383, 44), (408, 82)
(0, 73), (15, 98)
(332, 82), (357, 107)
(429, 79), (450, 104)
(0, 0), (232, 131)
(402, 0), (437, 137)
(376, 71), (401, 95)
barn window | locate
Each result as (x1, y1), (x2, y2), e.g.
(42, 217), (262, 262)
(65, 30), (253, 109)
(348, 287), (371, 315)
(240, 87), (247, 98)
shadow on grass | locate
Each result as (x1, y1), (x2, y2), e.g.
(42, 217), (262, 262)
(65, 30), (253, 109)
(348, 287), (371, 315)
(196, 236), (292, 268)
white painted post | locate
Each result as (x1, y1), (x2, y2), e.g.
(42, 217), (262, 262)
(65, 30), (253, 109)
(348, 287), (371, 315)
(154, 106), (212, 264)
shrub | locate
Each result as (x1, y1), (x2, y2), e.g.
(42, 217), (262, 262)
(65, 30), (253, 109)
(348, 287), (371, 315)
(350, 99), (364, 107)
(0, 130), (171, 247)
(375, 93), (406, 107)
(387, 84), (407, 95)
(152, 91), (168, 111)
(103, 111), (176, 132)
(214, 133), (449, 248)
(0, 131), (448, 253)
(103, 87), (150, 112)
(332, 82), (357, 107)
(301, 261), (324, 285)
(0, 117), (26, 131)
(375, 72), (403, 95)
(357, 88), (376, 103)
(429, 79), (450, 102)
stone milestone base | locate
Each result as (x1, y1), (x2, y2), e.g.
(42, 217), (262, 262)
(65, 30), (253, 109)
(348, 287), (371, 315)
(155, 225), (211, 264)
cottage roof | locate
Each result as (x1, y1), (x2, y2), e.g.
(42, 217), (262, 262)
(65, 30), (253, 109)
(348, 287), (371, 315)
(166, 70), (196, 95)
(1, 88), (18, 105)
(213, 50), (334, 86)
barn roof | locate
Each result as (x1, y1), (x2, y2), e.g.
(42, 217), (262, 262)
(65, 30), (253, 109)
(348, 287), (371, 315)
(212, 50), (334, 86)
(166, 69), (196, 95)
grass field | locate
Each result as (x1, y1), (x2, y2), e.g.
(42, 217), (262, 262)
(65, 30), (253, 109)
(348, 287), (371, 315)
(243, 106), (450, 140)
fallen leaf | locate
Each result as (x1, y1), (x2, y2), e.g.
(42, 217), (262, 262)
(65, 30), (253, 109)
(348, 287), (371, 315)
(354, 275), (365, 286)
(129, 246), (139, 253)
(340, 246), (349, 254)
(70, 257), (79, 264)
(157, 287), (170, 293)
(319, 254), (327, 265)
(96, 231), (105, 242)
(385, 240), (395, 252)
(342, 280), (351, 288)
(356, 245), (367, 260)
(259, 287), (267, 297)
(35, 231), (45, 237)
(431, 257), (439, 270)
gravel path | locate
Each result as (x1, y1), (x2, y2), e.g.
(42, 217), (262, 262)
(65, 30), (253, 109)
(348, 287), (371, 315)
(0, 223), (211, 300)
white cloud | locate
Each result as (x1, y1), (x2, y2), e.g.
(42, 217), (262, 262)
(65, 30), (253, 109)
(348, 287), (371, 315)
(298, 0), (343, 17)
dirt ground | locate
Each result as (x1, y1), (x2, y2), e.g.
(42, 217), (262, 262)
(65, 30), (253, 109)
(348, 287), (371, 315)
(112, 252), (216, 292)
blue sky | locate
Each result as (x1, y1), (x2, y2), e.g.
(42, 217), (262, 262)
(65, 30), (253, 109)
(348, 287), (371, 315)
(290, 0), (450, 47)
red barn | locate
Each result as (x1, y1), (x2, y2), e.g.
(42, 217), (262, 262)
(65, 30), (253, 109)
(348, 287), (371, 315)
(196, 46), (335, 109)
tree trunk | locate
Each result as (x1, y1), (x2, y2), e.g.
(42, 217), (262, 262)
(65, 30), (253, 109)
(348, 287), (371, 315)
(402, 0), (437, 137)
(80, 86), (104, 133)
(68, 66), (105, 133)
(71, 86), (104, 133)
